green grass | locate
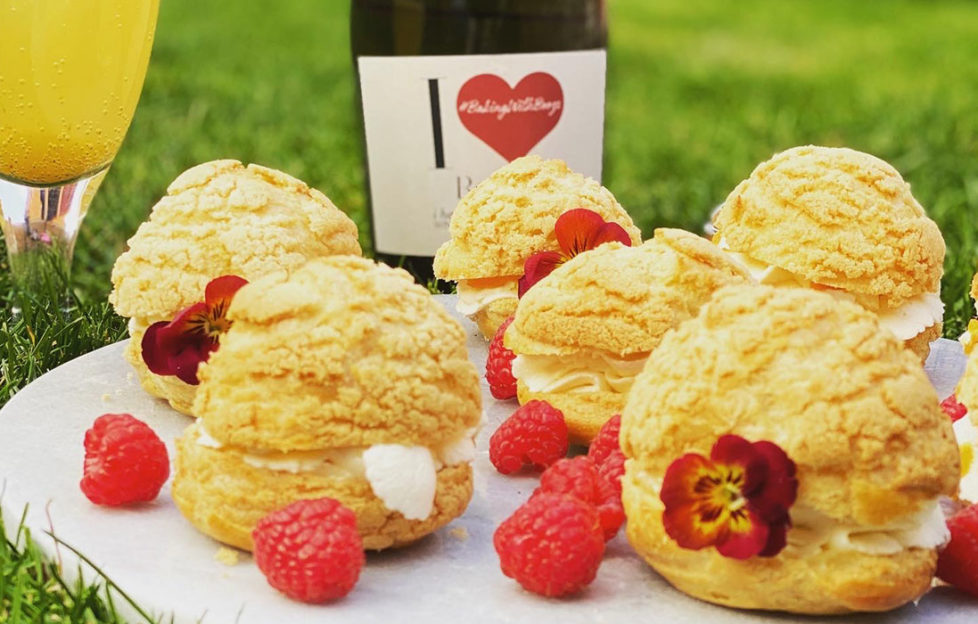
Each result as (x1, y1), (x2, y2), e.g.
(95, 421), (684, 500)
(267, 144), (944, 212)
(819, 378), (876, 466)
(2, 0), (978, 619)
(0, 271), (126, 405)
(1, 509), (127, 623)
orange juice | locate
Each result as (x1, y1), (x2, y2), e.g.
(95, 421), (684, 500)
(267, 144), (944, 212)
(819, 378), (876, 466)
(0, 0), (159, 184)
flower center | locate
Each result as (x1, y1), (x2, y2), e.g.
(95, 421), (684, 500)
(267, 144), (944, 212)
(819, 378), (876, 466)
(179, 305), (233, 342)
(205, 312), (232, 338)
(695, 466), (747, 517)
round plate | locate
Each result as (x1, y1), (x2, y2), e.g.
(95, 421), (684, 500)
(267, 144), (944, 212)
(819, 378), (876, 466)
(0, 297), (973, 623)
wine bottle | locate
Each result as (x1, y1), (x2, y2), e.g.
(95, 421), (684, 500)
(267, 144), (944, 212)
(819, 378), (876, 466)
(351, 0), (608, 284)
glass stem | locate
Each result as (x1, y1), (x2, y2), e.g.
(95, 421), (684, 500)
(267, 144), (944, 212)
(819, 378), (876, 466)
(0, 167), (109, 289)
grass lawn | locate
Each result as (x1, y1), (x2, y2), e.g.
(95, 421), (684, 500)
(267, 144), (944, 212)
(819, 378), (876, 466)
(3, 0), (978, 619)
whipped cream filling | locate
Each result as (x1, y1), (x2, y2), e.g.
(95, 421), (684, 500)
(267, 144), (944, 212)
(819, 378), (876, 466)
(717, 238), (943, 341)
(954, 415), (978, 503)
(511, 352), (649, 394)
(631, 466), (948, 555)
(455, 278), (519, 316)
(195, 425), (478, 520)
(788, 501), (949, 556)
(363, 445), (436, 520)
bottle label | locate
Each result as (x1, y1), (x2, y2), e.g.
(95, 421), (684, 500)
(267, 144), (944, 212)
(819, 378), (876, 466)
(358, 49), (606, 257)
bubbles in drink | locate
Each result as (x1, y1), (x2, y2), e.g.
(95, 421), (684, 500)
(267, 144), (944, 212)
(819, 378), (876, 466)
(0, 0), (159, 184)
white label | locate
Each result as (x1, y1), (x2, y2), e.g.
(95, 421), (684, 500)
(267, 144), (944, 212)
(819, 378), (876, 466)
(358, 49), (606, 257)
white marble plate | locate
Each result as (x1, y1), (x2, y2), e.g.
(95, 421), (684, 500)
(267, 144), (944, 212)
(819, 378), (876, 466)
(0, 296), (974, 623)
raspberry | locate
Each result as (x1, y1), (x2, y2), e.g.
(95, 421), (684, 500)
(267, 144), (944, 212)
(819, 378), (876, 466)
(536, 457), (624, 541)
(80, 413), (169, 506)
(937, 502), (978, 597)
(486, 316), (518, 400)
(489, 400), (568, 474)
(494, 492), (605, 597)
(588, 414), (626, 498)
(941, 394), (969, 423)
(252, 498), (365, 603)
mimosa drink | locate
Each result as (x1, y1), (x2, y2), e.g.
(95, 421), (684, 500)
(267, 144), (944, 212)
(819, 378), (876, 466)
(0, 0), (159, 184)
(0, 0), (159, 290)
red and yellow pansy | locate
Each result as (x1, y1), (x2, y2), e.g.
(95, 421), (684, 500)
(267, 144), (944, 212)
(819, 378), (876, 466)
(141, 275), (248, 385)
(660, 434), (798, 560)
(518, 208), (632, 297)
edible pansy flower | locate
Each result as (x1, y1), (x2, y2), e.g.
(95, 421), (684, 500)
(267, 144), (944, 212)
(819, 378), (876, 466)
(517, 208), (632, 297)
(660, 434), (797, 560)
(141, 275), (248, 385)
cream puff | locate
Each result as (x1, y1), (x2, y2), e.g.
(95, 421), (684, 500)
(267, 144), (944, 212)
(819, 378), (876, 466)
(433, 155), (641, 339)
(109, 160), (361, 414)
(713, 145), (945, 361)
(504, 228), (749, 444)
(621, 284), (959, 614)
(171, 256), (482, 551)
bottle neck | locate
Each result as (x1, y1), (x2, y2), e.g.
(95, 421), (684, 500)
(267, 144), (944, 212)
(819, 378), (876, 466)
(351, 0), (607, 57)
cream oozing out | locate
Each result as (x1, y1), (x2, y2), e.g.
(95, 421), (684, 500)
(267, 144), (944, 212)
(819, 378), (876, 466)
(194, 424), (479, 520)
(454, 278), (519, 316)
(511, 351), (649, 394)
(787, 501), (949, 556)
(716, 237), (944, 341)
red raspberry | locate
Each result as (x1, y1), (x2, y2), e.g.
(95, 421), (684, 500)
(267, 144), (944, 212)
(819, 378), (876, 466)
(494, 492), (605, 597)
(489, 400), (568, 474)
(941, 394), (969, 423)
(536, 457), (624, 541)
(252, 498), (365, 603)
(486, 316), (518, 400)
(588, 414), (626, 498)
(80, 413), (169, 506)
(937, 502), (978, 597)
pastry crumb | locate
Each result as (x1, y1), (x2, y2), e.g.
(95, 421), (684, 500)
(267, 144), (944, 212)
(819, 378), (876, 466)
(449, 526), (469, 541)
(101, 393), (112, 402)
(214, 546), (241, 566)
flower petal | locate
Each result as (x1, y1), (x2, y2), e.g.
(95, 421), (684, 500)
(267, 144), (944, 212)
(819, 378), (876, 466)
(169, 341), (212, 385)
(204, 275), (249, 312)
(757, 516), (790, 557)
(591, 222), (633, 248)
(554, 209), (609, 257)
(710, 434), (755, 466)
(141, 321), (173, 375)
(663, 502), (726, 551)
(156, 305), (211, 360)
(715, 507), (770, 560)
(660, 453), (716, 510)
(518, 251), (564, 297)
(747, 440), (798, 522)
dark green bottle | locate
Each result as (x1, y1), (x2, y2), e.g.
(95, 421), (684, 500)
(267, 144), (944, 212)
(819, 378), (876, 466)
(351, 0), (608, 284)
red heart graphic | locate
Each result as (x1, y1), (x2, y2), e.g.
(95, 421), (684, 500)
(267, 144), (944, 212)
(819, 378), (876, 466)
(456, 72), (564, 162)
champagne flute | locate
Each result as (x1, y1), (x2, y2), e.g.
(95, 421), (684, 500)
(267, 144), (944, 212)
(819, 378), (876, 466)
(0, 0), (159, 290)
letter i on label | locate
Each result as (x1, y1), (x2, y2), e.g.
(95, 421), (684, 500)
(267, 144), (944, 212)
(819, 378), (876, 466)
(358, 50), (606, 258)
(427, 77), (456, 229)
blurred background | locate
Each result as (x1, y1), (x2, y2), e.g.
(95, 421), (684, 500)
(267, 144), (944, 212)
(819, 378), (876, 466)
(65, 0), (978, 331)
